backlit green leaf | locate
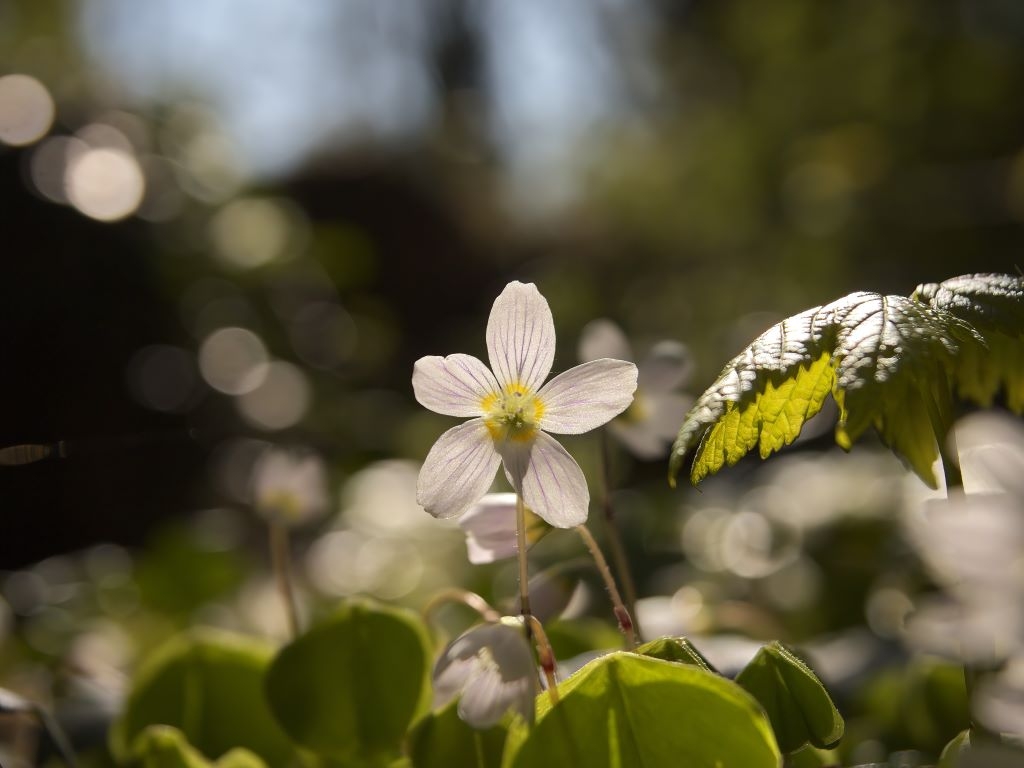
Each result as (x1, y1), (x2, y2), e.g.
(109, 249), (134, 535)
(264, 598), (432, 765)
(502, 652), (780, 768)
(915, 273), (1024, 412)
(671, 285), (988, 487)
(109, 629), (293, 767)
(127, 726), (269, 768)
(734, 642), (843, 754)
(635, 636), (718, 673)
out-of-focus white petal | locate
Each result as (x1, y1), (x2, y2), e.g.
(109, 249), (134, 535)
(459, 493), (549, 564)
(501, 432), (589, 528)
(459, 493), (519, 564)
(649, 392), (694, 440)
(578, 318), (632, 363)
(486, 281), (555, 392)
(638, 340), (693, 393)
(252, 447), (329, 525)
(413, 354), (499, 417)
(537, 359), (638, 434)
(417, 419), (500, 520)
(607, 391), (694, 460)
(433, 623), (536, 728)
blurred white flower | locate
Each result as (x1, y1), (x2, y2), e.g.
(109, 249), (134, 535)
(458, 493), (549, 564)
(251, 447), (328, 526)
(578, 319), (692, 459)
(433, 621), (536, 728)
(413, 281), (637, 527)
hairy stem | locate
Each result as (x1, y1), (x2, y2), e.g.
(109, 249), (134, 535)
(423, 589), (501, 624)
(526, 615), (560, 706)
(269, 522), (300, 639)
(576, 523), (636, 648)
(516, 493), (533, 639)
(600, 430), (641, 640)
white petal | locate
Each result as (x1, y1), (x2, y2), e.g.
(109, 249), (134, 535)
(417, 419), (500, 520)
(486, 282), (555, 391)
(413, 354), (499, 417)
(649, 392), (694, 441)
(537, 359), (638, 434)
(578, 319), (632, 363)
(608, 419), (667, 460)
(638, 340), (692, 393)
(459, 493), (519, 564)
(500, 432), (589, 528)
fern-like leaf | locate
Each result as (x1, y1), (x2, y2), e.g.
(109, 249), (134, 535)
(671, 288), (986, 488)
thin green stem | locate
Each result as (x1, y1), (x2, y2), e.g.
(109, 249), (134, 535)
(34, 704), (80, 768)
(516, 492), (533, 640)
(423, 589), (501, 624)
(576, 523), (636, 648)
(599, 429), (641, 640)
(526, 615), (560, 707)
(269, 522), (300, 640)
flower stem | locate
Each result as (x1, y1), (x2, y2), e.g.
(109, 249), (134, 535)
(526, 615), (560, 706)
(269, 522), (300, 639)
(516, 492), (533, 639)
(599, 429), (641, 640)
(576, 523), (636, 648)
(423, 589), (501, 624)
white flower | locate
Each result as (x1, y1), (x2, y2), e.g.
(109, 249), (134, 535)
(251, 447), (328, 526)
(458, 493), (548, 564)
(413, 281), (638, 527)
(578, 319), (692, 460)
(433, 621), (537, 728)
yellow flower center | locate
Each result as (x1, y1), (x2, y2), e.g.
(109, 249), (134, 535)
(481, 383), (545, 443)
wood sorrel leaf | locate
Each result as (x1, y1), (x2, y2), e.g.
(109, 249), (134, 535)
(671, 282), (990, 488)
(734, 642), (843, 754)
(264, 598), (432, 764)
(502, 652), (780, 767)
(635, 636), (718, 673)
(109, 629), (293, 767)
(128, 725), (269, 768)
(406, 700), (506, 768)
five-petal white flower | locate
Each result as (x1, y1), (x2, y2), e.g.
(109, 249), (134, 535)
(414, 281), (638, 527)
(578, 319), (693, 460)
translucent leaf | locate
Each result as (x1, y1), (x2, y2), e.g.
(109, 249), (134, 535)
(635, 636), (719, 673)
(109, 630), (294, 767)
(915, 273), (1024, 412)
(128, 726), (269, 768)
(406, 700), (506, 768)
(264, 598), (432, 764)
(734, 642), (843, 754)
(502, 652), (780, 767)
(671, 288), (985, 488)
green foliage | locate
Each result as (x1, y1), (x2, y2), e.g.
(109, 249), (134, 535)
(406, 700), (507, 768)
(127, 726), (268, 768)
(502, 652), (781, 767)
(109, 629), (293, 766)
(264, 598), (433, 766)
(671, 273), (1024, 487)
(635, 636), (718, 672)
(734, 642), (844, 754)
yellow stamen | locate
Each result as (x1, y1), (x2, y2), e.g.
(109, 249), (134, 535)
(481, 382), (545, 443)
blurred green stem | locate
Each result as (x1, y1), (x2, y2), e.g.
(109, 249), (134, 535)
(269, 522), (300, 639)
(576, 523), (636, 648)
(600, 429), (641, 640)
(423, 589), (501, 624)
(526, 615), (560, 706)
(516, 493), (533, 640)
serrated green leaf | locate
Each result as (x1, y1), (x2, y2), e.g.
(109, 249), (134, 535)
(635, 636), (718, 673)
(734, 642), (843, 755)
(671, 286), (987, 488)
(915, 273), (1024, 412)
(502, 653), (781, 768)
(406, 700), (506, 768)
(109, 629), (294, 767)
(264, 598), (432, 765)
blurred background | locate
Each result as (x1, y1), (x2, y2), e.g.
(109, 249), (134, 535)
(3, 0), (1024, 763)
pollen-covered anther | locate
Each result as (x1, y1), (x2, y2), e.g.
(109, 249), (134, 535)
(482, 384), (545, 442)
